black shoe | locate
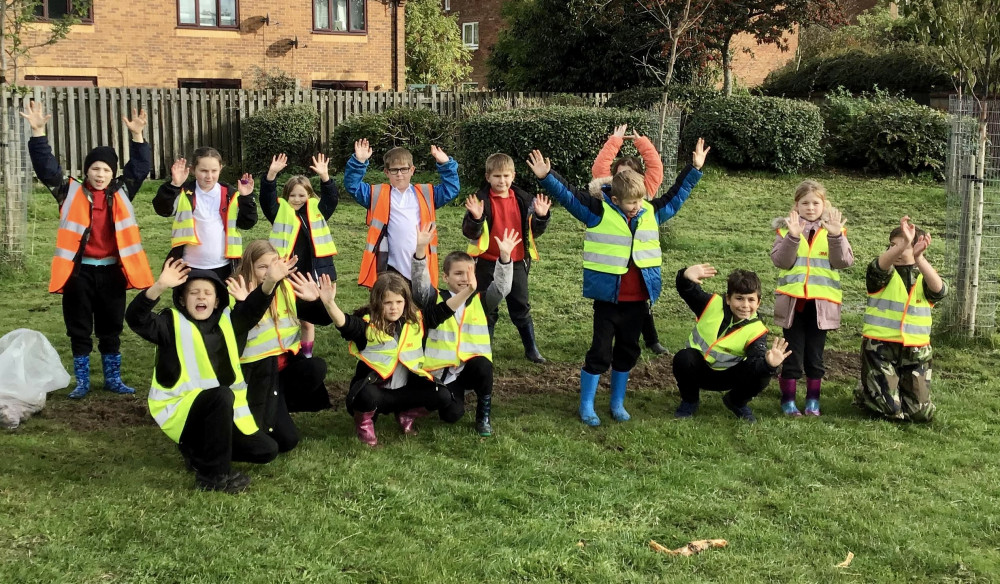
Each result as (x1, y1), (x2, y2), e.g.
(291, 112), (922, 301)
(516, 323), (547, 364)
(674, 400), (700, 418)
(476, 394), (493, 437)
(195, 471), (252, 494)
(646, 341), (670, 356)
(722, 392), (757, 423)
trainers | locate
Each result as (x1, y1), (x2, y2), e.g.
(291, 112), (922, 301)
(646, 342), (670, 356)
(674, 400), (700, 418)
(195, 471), (251, 494)
(722, 393), (757, 423)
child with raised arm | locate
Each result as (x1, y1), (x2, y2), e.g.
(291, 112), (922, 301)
(22, 101), (154, 399)
(855, 217), (946, 422)
(412, 223), (519, 437)
(771, 180), (854, 416)
(344, 139), (459, 287)
(261, 152), (339, 358)
(153, 147), (258, 280)
(526, 139), (709, 426)
(672, 264), (791, 423)
(462, 152), (552, 363)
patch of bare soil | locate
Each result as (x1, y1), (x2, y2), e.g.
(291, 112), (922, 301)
(37, 394), (154, 432)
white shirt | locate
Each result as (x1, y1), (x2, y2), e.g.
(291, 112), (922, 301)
(434, 302), (466, 385)
(385, 185), (420, 280)
(182, 183), (228, 269)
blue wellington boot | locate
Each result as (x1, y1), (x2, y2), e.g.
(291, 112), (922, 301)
(609, 369), (631, 422)
(579, 370), (601, 426)
(102, 353), (135, 395)
(68, 355), (91, 399)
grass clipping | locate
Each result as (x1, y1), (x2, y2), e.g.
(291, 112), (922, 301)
(650, 539), (728, 557)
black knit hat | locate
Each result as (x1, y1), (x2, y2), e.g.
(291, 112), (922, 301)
(83, 146), (118, 175)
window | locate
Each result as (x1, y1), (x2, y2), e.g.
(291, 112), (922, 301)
(178, 0), (238, 28)
(178, 78), (242, 89)
(313, 0), (366, 33)
(312, 80), (369, 91)
(461, 82), (479, 91)
(443, 0), (450, 10)
(24, 75), (97, 87)
(462, 22), (479, 49)
(33, 1), (92, 22)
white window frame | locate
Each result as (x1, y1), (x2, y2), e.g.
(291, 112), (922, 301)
(443, 0), (450, 11)
(462, 21), (479, 49)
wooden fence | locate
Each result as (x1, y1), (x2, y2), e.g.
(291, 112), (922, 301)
(3, 88), (612, 179)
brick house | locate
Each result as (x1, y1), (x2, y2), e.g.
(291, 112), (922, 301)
(12, 0), (407, 89)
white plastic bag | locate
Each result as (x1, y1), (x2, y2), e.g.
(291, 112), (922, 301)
(0, 329), (71, 428)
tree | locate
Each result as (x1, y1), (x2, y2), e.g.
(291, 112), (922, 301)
(626, 0), (715, 88)
(404, 0), (472, 89)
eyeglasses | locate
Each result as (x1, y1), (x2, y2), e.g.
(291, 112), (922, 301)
(386, 167), (411, 176)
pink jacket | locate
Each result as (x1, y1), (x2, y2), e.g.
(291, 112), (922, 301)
(591, 135), (664, 198)
(770, 217), (855, 330)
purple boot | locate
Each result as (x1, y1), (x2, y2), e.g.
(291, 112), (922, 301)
(353, 411), (378, 446)
(779, 376), (801, 416)
(805, 378), (822, 416)
(396, 407), (431, 435)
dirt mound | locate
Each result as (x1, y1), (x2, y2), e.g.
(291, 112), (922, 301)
(37, 394), (154, 432)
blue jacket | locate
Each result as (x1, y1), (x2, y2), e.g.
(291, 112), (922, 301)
(343, 154), (460, 208)
(538, 164), (702, 304)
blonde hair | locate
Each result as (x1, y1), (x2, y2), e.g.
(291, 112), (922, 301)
(281, 176), (317, 201)
(794, 179), (829, 205)
(485, 153), (515, 175)
(368, 272), (420, 336)
(384, 147), (413, 169)
(611, 168), (646, 203)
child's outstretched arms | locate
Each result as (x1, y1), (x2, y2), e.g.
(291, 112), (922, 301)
(317, 275), (346, 328)
(676, 263), (717, 315)
(152, 158), (189, 216)
(633, 128), (664, 197)
(310, 153), (340, 218)
(410, 222), (439, 310)
(122, 108), (151, 197)
(528, 149), (603, 227)
(21, 102), (65, 195)
(651, 137), (709, 225)
(483, 228), (521, 308)
(912, 227), (944, 294)
(260, 153), (287, 222)
(126, 258), (191, 344)
(344, 138), (374, 206)
(878, 216), (914, 271)
(591, 124), (627, 179)
(430, 144), (460, 208)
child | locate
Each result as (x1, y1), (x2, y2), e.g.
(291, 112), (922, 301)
(855, 216), (946, 422)
(672, 264), (792, 423)
(771, 180), (854, 416)
(22, 101), (154, 399)
(344, 139), (459, 287)
(261, 152), (339, 358)
(226, 241), (336, 454)
(462, 152), (551, 363)
(591, 124), (667, 355)
(412, 223), (520, 436)
(318, 272), (469, 446)
(526, 139), (709, 426)
(153, 147), (258, 280)
(125, 257), (294, 493)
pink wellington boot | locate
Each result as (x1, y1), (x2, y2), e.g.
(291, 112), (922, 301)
(395, 407), (431, 435)
(353, 410), (378, 446)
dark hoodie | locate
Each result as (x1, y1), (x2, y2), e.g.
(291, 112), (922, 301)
(126, 269), (274, 390)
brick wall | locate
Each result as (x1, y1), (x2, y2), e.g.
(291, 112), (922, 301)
(443, 0), (501, 87)
(729, 28), (800, 89)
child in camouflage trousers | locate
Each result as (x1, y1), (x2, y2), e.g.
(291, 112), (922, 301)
(856, 216), (947, 422)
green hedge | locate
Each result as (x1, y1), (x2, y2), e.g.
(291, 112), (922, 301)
(604, 85), (719, 112)
(328, 108), (457, 171)
(459, 106), (649, 187)
(242, 104), (319, 175)
(681, 96), (824, 173)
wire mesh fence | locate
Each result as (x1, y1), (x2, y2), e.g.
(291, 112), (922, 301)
(646, 100), (682, 192)
(0, 108), (33, 264)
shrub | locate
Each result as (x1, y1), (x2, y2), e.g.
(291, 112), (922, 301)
(329, 108), (458, 170)
(242, 104), (318, 175)
(681, 96), (824, 173)
(604, 85), (720, 112)
(543, 93), (590, 107)
(459, 106), (649, 187)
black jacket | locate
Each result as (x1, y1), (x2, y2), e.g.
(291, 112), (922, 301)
(260, 177), (339, 274)
(153, 178), (258, 262)
(461, 184), (550, 269)
(29, 136), (151, 206)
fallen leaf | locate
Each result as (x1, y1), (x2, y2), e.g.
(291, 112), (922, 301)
(576, 540), (586, 548)
(836, 551), (855, 568)
(650, 539), (727, 556)
(649, 540), (671, 553)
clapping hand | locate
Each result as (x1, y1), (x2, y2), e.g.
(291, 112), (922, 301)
(765, 337), (793, 368)
(683, 263), (717, 285)
(913, 233), (931, 257)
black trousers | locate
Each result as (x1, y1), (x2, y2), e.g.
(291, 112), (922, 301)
(583, 300), (647, 375)
(349, 372), (463, 423)
(641, 301), (660, 345)
(672, 348), (771, 407)
(281, 356), (332, 413)
(178, 388), (278, 476)
(444, 356), (493, 411)
(780, 300), (827, 380)
(62, 264), (127, 356)
(475, 259), (533, 328)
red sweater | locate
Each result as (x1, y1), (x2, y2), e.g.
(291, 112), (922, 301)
(82, 187), (118, 259)
(480, 190), (524, 262)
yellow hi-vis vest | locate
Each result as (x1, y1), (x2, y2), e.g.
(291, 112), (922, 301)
(348, 315), (433, 381)
(467, 216), (540, 261)
(423, 293), (492, 370)
(862, 269), (934, 347)
(269, 198), (338, 259)
(239, 281), (302, 363)
(776, 227), (844, 303)
(582, 200), (660, 274)
(148, 308), (259, 443)
(170, 188), (243, 259)
(688, 295), (769, 370)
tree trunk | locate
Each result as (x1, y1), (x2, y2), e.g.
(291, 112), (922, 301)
(967, 105), (989, 336)
(721, 35), (733, 97)
(0, 5), (16, 259)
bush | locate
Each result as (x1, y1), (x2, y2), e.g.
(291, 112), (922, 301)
(543, 93), (590, 107)
(242, 104), (319, 175)
(329, 108), (458, 171)
(681, 96), (824, 173)
(823, 88), (948, 178)
(459, 106), (649, 187)
(604, 85), (719, 112)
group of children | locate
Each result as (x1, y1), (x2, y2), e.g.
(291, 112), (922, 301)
(21, 100), (947, 493)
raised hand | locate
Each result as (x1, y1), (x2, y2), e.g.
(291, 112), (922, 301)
(465, 195), (484, 220)
(288, 272), (320, 301)
(318, 274), (337, 306)
(683, 263), (717, 285)
(310, 153), (331, 182)
(430, 145), (449, 164)
(264, 254), (295, 286)
(533, 193), (552, 217)
(415, 222), (435, 259)
(267, 153), (288, 181)
(823, 207), (846, 234)
(526, 150), (551, 179)
(237, 173), (255, 196)
(170, 158), (189, 187)
(611, 124), (628, 139)
(19, 101), (51, 134)
(765, 337), (793, 368)
(354, 138), (372, 163)
(900, 215), (915, 245)
(786, 209), (803, 238)
(913, 233), (931, 257)
(495, 228), (523, 263)
(226, 274), (250, 302)
(158, 258), (191, 288)
(123, 108), (147, 138)
(692, 137), (711, 170)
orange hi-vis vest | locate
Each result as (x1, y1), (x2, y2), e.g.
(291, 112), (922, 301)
(358, 184), (438, 288)
(50, 178), (154, 294)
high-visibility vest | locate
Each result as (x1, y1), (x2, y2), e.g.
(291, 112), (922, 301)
(775, 227), (844, 304)
(688, 295), (769, 370)
(358, 184), (437, 288)
(467, 216), (540, 261)
(170, 186), (242, 259)
(49, 178), (154, 294)
(269, 198), (337, 259)
(582, 200), (660, 274)
(348, 315), (433, 381)
(239, 280), (302, 363)
(862, 269), (934, 347)
(148, 308), (259, 443)
(423, 293), (492, 370)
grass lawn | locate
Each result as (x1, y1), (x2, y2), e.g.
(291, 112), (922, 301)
(2, 167), (1000, 583)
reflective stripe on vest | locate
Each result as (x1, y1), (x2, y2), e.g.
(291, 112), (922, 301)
(148, 307), (259, 443)
(240, 280), (302, 363)
(359, 184), (437, 288)
(423, 293), (493, 370)
(582, 200), (660, 274)
(687, 294), (769, 370)
(775, 227), (843, 304)
(467, 216), (540, 261)
(269, 198), (338, 259)
(49, 178), (154, 293)
(862, 270), (934, 347)
(348, 314), (433, 380)
(171, 187), (243, 258)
